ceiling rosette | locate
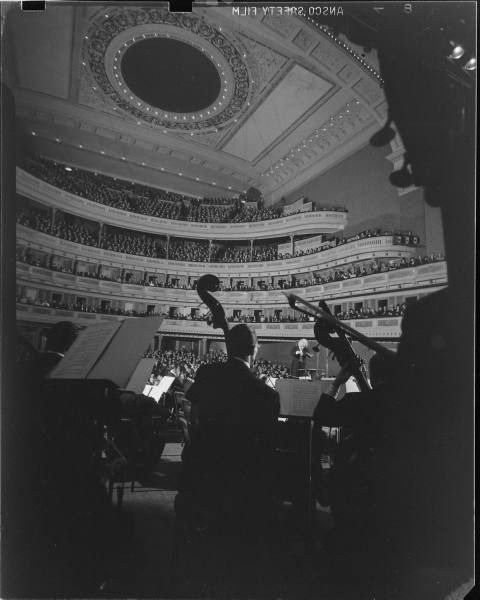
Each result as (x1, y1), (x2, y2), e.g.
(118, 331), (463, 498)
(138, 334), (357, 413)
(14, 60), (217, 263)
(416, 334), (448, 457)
(82, 7), (255, 133)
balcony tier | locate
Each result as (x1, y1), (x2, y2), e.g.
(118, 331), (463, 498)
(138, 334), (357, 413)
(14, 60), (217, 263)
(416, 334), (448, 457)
(17, 260), (447, 307)
(16, 304), (403, 340)
(17, 225), (417, 278)
(17, 168), (347, 240)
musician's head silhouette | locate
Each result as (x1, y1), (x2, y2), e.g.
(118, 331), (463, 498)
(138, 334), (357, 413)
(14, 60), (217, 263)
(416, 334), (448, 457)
(226, 324), (258, 362)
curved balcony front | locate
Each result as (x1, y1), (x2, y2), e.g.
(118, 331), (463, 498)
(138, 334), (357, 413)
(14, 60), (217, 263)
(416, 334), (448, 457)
(15, 303), (403, 340)
(17, 168), (347, 240)
(17, 225), (417, 278)
(17, 259), (447, 308)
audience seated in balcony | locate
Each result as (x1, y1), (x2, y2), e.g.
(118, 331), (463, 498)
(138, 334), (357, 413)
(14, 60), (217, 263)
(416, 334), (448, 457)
(19, 157), (364, 225)
(16, 294), (159, 318)
(17, 199), (425, 267)
(100, 228), (166, 258)
(17, 244), (445, 296)
(16, 286), (411, 323)
(20, 157), (292, 223)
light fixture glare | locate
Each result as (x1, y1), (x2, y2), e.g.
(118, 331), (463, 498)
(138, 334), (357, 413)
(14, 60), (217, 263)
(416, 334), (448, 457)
(464, 57), (476, 71)
(449, 44), (465, 60)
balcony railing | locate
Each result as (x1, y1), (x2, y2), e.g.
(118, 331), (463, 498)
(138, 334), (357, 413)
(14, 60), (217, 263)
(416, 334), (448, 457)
(17, 168), (347, 240)
(16, 303), (403, 339)
(17, 260), (447, 309)
(17, 225), (417, 278)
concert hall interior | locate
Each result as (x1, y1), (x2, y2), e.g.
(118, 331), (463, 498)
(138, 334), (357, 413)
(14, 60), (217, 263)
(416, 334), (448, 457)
(1, 2), (475, 599)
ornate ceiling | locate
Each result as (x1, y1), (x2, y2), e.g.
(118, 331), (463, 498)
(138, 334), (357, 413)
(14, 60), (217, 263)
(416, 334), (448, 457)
(6, 3), (391, 204)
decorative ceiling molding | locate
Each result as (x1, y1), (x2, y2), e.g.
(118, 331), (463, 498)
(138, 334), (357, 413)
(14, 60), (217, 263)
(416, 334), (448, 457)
(261, 13), (301, 40)
(292, 27), (317, 53)
(82, 7), (254, 133)
(232, 33), (288, 93)
(9, 5), (391, 201)
(221, 63), (333, 162)
(353, 77), (384, 106)
(260, 100), (373, 185)
(301, 15), (383, 83)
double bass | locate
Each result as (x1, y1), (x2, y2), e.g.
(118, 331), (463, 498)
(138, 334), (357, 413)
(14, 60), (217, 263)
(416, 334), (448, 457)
(286, 293), (397, 522)
(195, 274), (230, 337)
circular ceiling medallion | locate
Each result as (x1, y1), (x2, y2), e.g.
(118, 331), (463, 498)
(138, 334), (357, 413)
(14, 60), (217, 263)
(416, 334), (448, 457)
(121, 38), (221, 112)
(82, 7), (252, 132)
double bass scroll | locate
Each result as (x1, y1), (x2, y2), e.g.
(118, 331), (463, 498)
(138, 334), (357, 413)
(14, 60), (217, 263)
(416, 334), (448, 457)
(196, 274), (230, 336)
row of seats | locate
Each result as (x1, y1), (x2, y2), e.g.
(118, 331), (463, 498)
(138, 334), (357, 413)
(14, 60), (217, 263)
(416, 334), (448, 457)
(20, 157), (287, 223)
(18, 247), (444, 291)
(16, 202), (423, 264)
(16, 292), (408, 323)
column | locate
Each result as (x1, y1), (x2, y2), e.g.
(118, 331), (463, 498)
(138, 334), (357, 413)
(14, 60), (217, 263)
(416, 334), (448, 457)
(250, 277), (254, 290)
(271, 276), (275, 288)
(97, 264), (102, 278)
(290, 234), (295, 256)
(73, 259), (79, 275)
(250, 239), (253, 261)
(208, 239), (212, 262)
(120, 268), (125, 282)
(166, 235), (170, 259)
(50, 208), (57, 234)
(98, 222), (104, 245)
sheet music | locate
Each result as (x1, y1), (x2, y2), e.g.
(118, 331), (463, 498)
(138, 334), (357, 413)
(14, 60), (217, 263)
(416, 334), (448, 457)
(143, 376), (175, 403)
(142, 384), (153, 397)
(48, 321), (122, 379)
(265, 376), (277, 389)
(276, 379), (324, 417)
(87, 316), (162, 387)
(153, 375), (175, 399)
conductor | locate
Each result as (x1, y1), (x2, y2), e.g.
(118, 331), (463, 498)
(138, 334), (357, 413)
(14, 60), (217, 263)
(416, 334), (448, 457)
(175, 324), (280, 533)
(291, 338), (312, 377)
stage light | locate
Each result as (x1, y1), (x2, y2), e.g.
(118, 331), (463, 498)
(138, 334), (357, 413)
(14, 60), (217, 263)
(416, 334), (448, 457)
(370, 118), (396, 147)
(448, 42), (465, 60)
(64, 166), (72, 172)
(464, 57), (476, 71)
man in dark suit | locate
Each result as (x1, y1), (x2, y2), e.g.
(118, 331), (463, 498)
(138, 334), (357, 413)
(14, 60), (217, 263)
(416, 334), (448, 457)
(175, 324), (280, 533)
